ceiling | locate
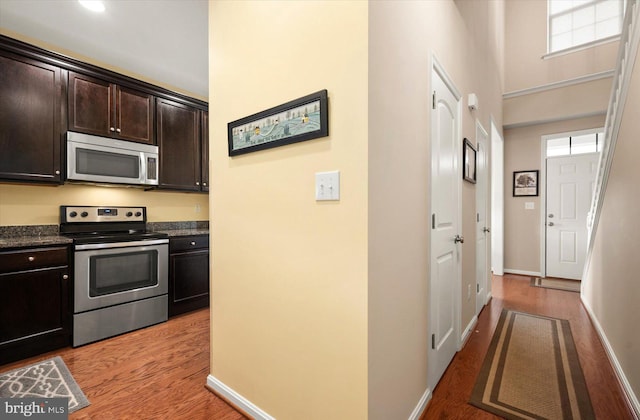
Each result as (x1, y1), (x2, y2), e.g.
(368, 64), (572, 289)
(0, 0), (208, 99)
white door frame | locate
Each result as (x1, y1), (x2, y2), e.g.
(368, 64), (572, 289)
(539, 127), (603, 278)
(427, 55), (462, 391)
(476, 119), (489, 315)
(490, 119), (504, 276)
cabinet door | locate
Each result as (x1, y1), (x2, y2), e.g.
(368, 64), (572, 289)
(68, 71), (114, 137)
(157, 98), (200, 191)
(169, 249), (209, 316)
(201, 111), (209, 192)
(115, 85), (155, 144)
(0, 52), (64, 183)
(0, 267), (70, 365)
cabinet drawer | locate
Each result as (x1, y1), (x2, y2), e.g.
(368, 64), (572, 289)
(0, 247), (68, 274)
(170, 235), (209, 252)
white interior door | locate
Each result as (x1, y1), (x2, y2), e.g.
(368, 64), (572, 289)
(476, 122), (489, 315)
(546, 153), (599, 279)
(428, 63), (461, 390)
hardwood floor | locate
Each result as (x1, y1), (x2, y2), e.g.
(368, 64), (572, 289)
(0, 309), (246, 420)
(422, 274), (636, 419)
(1, 275), (635, 419)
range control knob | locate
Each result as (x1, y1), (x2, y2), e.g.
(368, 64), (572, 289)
(135, 211), (142, 217)
(69, 211), (78, 218)
(81, 211), (89, 218)
(126, 212), (133, 217)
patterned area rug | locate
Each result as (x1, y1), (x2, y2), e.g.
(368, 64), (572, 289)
(531, 277), (581, 292)
(0, 356), (89, 413)
(470, 309), (594, 419)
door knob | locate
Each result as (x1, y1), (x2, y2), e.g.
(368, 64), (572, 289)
(548, 214), (554, 218)
(548, 222), (555, 226)
(454, 235), (464, 244)
(483, 227), (491, 233)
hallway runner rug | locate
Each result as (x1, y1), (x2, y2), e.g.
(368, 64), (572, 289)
(0, 356), (89, 413)
(531, 277), (581, 293)
(469, 309), (595, 419)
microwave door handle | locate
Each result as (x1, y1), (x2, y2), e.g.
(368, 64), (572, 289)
(139, 153), (146, 184)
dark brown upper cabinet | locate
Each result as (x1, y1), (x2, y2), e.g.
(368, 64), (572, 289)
(0, 51), (66, 184)
(157, 98), (201, 191)
(201, 111), (209, 192)
(68, 72), (155, 144)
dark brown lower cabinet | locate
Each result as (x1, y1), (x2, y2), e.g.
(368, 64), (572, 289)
(0, 247), (71, 365)
(169, 235), (209, 317)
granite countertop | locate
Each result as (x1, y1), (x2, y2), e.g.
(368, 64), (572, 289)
(0, 221), (209, 249)
(0, 225), (72, 249)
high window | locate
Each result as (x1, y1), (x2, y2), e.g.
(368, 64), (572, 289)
(545, 129), (604, 157)
(548, 0), (625, 53)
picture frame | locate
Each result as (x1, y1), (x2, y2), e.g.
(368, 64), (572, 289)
(228, 89), (329, 156)
(513, 170), (539, 197)
(463, 138), (477, 184)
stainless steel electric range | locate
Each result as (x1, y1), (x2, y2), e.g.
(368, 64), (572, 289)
(60, 205), (169, 347)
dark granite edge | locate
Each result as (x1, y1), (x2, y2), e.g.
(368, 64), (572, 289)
(147, 221), (209, 232)
(0, 225), (59, 238)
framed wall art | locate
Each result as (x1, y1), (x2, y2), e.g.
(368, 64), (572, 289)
(228, 89), (329, 156)
(463, 138), (477, 184)
(513, 170), (539, 196)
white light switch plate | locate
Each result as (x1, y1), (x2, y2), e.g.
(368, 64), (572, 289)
(315, 171), (340, 201)
(525, 202), (535, 210)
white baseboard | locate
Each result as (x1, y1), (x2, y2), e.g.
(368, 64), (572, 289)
(206, 375), (275, 420)
(503, 268), (541, 277)
(485, 292), (492, 305)
(581, 299), (640, 418)
(461, 315), (478, 348)
(408, 387), (432, 420)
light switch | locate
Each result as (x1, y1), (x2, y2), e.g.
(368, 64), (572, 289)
(315, 171), (340, 201)
(525, 202), (535, 210)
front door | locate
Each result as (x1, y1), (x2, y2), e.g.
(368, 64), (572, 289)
(428, 63), (461, 390)
(546, 153), (599, 279)
(476, 122), (489, 315)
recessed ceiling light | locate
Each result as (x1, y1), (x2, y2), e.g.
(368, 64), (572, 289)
(78, 0), (105, 13)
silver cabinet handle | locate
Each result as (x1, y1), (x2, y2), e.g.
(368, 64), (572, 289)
(110, 127), (115, 132)
(196, 182), (200, 186)
(548, 222), (555, 226)
(203, 182), (207, 186)
(28, 256), (35, 262)
(55, 170), (60, 175)
(62, 274), (69, 280)
(116, 128), (121, 133)
(454, 235), (464, 244)
(190, 241), (196, 246)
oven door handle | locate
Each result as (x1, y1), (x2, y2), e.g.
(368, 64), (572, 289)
(75, 238), (169, 251)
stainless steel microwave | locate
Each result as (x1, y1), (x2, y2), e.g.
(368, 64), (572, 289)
(66, 131), (159, 186)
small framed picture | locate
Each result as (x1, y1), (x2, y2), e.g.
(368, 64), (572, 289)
(513, 170), (539, 197)
(463, 138), (476, 184)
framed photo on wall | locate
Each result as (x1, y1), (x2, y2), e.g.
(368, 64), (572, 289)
(227, 89), (329, 156)
(463, 138), (477, 184)
(513, 170), (539, 196)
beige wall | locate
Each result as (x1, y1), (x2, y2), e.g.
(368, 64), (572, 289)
(504, 0), (618, 93)
(503, 115), (605, 273)
(368, 1), (503, 418)
(582, 47), (640, 410)
(0, 184), (208, 225)
(210, 0), (503, 418)
(502, 0), (617, 273)
(209, 2), (368, 419)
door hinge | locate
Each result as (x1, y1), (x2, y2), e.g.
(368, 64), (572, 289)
(431, 334), (435, 350)
(432, 213), (436, 229)
(477, 283), (479, 293)
(432, 91), (436, 109)
(477, 213), (480, 222)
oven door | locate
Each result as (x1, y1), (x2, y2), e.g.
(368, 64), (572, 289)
(74, 239), (168, 313)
